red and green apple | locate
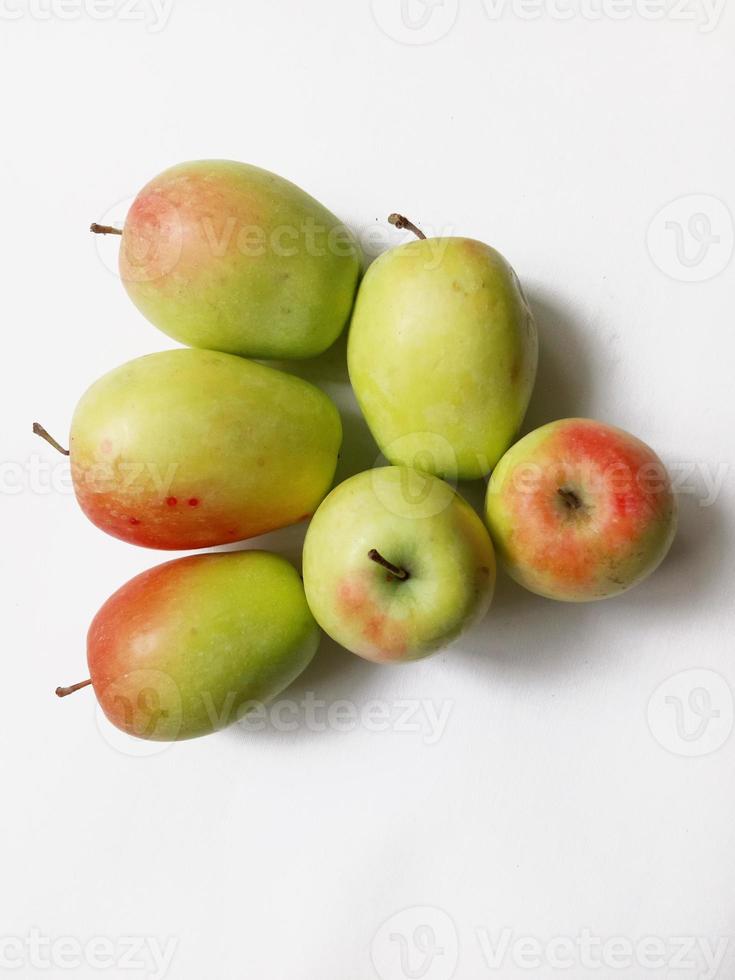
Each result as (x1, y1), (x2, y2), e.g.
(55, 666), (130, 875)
(348, 218), (538, 480)
(111, 160), (361, 359)
(303, 466), (496, 663)
(37, 348), (342, 550)
(57, 551), (319, 741)
(485, 419), (677, 601)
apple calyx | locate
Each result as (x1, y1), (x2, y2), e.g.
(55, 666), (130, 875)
(388, 213), (426, 241)
(90, 223), (123, 236)
(367, 549), (410, 582)
(55, 679), (92, 698)
(557, 487), (584, 512)
(556, 487), (590, 523)
(33, 422), (69, 457)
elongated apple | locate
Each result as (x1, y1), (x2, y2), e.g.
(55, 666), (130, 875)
(34, 349), (342, 549)
(93, 160), (361, 359)
(56, 551), (320, 741)
(302, 467), (495, 663)
(485, 419), (677, 601)
(347, 215), (538, 480)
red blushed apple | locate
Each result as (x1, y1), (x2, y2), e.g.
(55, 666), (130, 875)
(302, 467), (496, 663)
(485, 419), (677, 602)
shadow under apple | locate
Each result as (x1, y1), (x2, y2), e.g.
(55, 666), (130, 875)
(522, 286), (597, 435)
(228, 284), (722, 698)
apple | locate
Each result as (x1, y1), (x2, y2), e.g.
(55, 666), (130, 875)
(347, 216), (538, 480)
(56, 551), (320, 741)
(485, 419), (677, 601)
(95, 160), (361, 359)
(35, 348), (342, 550)
(302, 466), (495, 663)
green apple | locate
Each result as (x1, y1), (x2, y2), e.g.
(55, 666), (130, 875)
(485, 419), (678, 602)
(302, 466), (495, 663)
(109, 160), (361, 359)
(57, 551), (320, 741)
(347, 218), (538, 480)
(58, 348), (341, 549)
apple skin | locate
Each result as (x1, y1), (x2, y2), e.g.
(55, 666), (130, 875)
(485, 419), (678, 602)
(88, 551), (320, 741)
(70, 349), (342, 549)
(347, 237), (538, 480)
(302, 467), (496, 663)
(120, 160), (361, 359)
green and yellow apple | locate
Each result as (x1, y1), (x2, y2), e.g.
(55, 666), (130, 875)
(347, 221), (537, 480)
(57, 551), (320, 741)
(302, 466), (495, 663)
(113, 160), (361, 359)
(485, 419), (677, 601)
(61, 348), (341, 549)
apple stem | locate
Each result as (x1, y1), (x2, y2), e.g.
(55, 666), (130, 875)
(558, 488), (582, 511)
(368, 549), (410, 582)
(33, 422), (69, 456)
(388, 213), (426, 241)
(90, 223), (123, 236)
(56, 679), (92, 698)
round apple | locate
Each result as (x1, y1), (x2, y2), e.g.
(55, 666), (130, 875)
(302, 467), (496, 663)
(485, 419), (677, 602)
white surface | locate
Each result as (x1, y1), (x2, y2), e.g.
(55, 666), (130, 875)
(2, 3), (735, 979)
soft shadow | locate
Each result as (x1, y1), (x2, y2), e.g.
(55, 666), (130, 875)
(269, 331), (382, 484)
(456, 477), (487, 517)
(267, 330), (353, 387)
(458, 493), (726, 682)
(462, 286), (603, 673)
(459, 571), (605, 680)
(521, 287), (597, 434)
(620, 490), (727, 611)
(223, 632), (380, 745)
(455, 287), (726, 679)
(283, 634), (376, 704)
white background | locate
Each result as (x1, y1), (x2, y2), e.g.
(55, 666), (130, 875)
(2, 2), (734, 979)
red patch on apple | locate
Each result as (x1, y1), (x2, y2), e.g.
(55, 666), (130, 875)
(337, 577), (408, 660)
(72, 466), (274, 550)
(504, 421), (672, 588)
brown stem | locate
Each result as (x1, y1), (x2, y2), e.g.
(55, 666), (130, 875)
(388, 213), (426, 241)
(90, 223), (122, 236)
(56, 679), (92, 698)
(558, 488), (582, 511)
(368, 549), (410, 582)
(33, 422), (69, 456)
